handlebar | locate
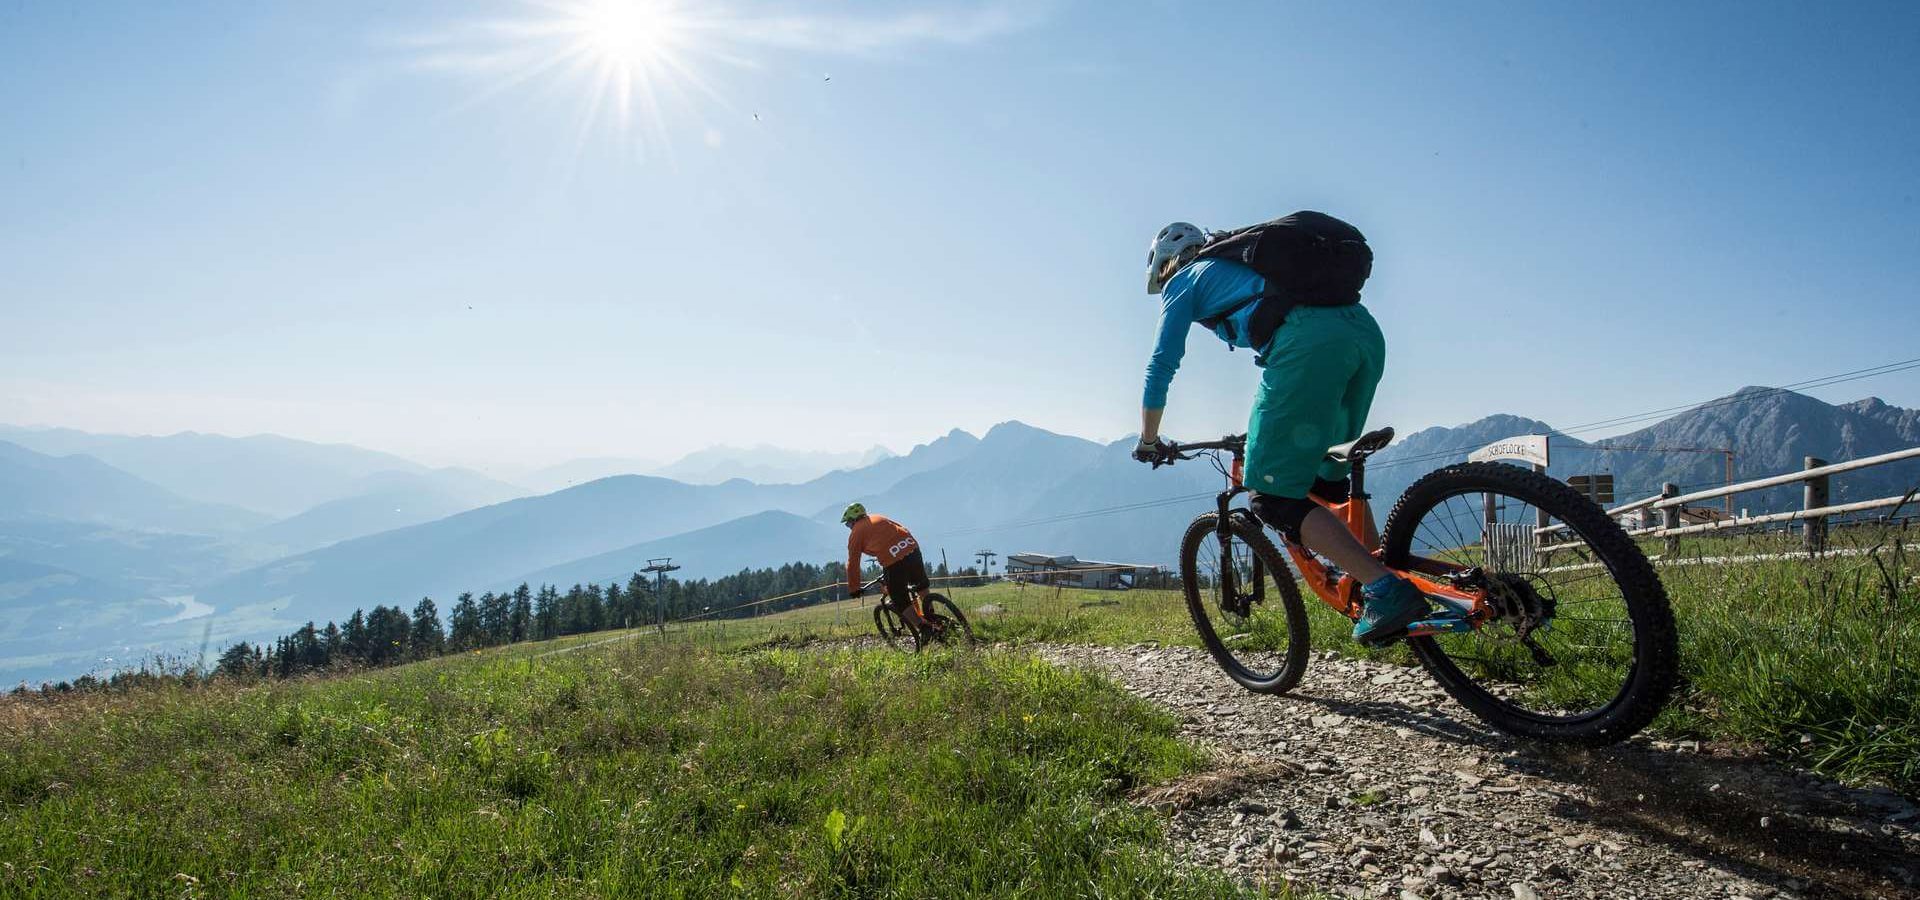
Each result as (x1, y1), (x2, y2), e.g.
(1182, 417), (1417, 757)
(1143, 433), (1246, 467)
(1172, 434), (1247, 453)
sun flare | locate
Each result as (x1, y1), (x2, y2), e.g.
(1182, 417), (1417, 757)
(424, 0), (731, 157)
(574, 0), (682, 70)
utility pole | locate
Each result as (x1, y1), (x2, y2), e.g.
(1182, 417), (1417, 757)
(975, 550), (997, 580)
(641, 557), (681, 635)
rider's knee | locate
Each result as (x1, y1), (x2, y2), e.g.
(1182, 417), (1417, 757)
(1250, 492), (1319, 544)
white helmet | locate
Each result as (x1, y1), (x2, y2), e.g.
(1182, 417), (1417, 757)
(1146, 222), (1207, 294)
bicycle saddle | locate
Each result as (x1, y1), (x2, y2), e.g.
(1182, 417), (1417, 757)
(1325, 427), (1395, 463)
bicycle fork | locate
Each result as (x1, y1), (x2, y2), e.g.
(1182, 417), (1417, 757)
(1214, 488), (1264, 613)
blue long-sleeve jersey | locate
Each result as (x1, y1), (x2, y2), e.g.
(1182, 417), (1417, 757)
(1142, 258), (1267, 409)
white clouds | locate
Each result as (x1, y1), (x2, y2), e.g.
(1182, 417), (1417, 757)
(734, 1), (1060, 55)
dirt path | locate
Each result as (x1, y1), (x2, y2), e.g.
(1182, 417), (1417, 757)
(1035, 643), (1920, 900)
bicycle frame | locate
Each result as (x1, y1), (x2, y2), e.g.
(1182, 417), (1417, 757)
(866, 576), (937, 629)
(1198, 438), (1491, 634)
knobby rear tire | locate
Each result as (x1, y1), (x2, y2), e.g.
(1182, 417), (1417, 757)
(1381, 461), (1679, 746)
(1179, 511), (1311, 694)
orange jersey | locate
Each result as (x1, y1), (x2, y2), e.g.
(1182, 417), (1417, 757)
(846, 514), (918, 590)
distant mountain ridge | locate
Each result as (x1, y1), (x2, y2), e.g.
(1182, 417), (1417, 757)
(1586, 387), (1920, 509)
(195, 427), (990, 627)
(0, 441), (267, 536)
(654, 443), (895, 486)
(249, 468), (527, 554)
(0, 425), (443, 518)
(1359, 389), (1920, 515)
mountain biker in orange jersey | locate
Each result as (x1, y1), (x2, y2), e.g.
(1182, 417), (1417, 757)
(842, 503), (934, 629)
(1135, 220), (1430, 644)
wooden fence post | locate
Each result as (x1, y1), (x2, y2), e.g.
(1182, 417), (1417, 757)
(1533, 463), (1551, 530)
(1804, 456), (1829, 555)
(1660, 483), (1680, 555)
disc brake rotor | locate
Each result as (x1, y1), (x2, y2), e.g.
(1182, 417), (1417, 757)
(1483, 571), (1558, 665)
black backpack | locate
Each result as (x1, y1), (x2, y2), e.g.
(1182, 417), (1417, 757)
(1192, 210), (1373, 355)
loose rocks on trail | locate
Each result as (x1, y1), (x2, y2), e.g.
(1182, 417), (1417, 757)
(1036, 643), (1920, 900)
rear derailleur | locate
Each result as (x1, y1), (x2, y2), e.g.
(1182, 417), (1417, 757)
(1446, 567), (1559, 667)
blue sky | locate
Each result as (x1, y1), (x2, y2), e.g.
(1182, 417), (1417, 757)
(3, 1), (1917, 472)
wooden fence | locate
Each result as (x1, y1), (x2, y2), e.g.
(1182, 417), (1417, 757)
(1538, 445), (1920, 555)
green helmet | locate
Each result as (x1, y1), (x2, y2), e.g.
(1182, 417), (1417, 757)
(840, 502), (867, 525)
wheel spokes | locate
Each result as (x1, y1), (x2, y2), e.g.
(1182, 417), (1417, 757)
(1413, 487), (1641, 719)
(1194, 528), (1293, 677)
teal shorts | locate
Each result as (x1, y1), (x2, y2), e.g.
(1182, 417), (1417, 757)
(1245, 304), (1386, 498)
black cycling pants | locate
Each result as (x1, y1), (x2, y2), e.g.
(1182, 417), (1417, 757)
(883, 549), (931, 611)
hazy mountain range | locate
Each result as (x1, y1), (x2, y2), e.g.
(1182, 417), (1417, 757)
(516, 444), (898, 492)
(652, 444), (896, 486)
(4, 387), (1916, 686)
(0, 425), (441, 518)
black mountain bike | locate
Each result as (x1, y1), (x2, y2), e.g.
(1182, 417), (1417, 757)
(866, 577), (975, 652)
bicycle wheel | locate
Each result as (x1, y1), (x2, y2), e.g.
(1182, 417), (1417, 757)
(872, 604), (915, 652)
(1380, 461), (1678, 745)
(923, 594), (976, 648)
(1179, 510), (1310, 694)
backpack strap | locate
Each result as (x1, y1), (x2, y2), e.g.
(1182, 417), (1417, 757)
(1194, 296), (1259, 337)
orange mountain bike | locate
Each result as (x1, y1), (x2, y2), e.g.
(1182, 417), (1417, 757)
(1152, 429), (1677, 745)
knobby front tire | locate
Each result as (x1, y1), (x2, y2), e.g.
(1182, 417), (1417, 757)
(873, 604), (914, 652)
(1179, 510), (1311, 694)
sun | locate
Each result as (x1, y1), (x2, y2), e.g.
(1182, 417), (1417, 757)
(420, 0), (733, 157)
(573, 0), (682, 70)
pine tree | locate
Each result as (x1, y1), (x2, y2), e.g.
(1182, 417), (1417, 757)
(534, 585), (559, 640)
(343, 609), (370, 662)
(626, 573), (651, 629)
(509, 583), (533, 643)
(364, 605), (411, 665)
(604, 582), (626, 629)
(447, 593), (482, 650)
(560, 584), (587, 635)
(479, 591), (511, 646)
(291, 622), (326, 671)
(215, 642), (257, 677)
(584, 583), (607, 632)
(274, 635), (296, 677)
(410, 597), (445, 659)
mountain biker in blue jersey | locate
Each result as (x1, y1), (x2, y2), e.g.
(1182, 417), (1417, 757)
(1134, 221), (1430, 643)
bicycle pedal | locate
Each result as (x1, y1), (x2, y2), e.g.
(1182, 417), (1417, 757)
(1404, 615), (1473, 637)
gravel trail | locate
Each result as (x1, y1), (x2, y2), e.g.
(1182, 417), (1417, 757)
(1034, 643), (1920, 900)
